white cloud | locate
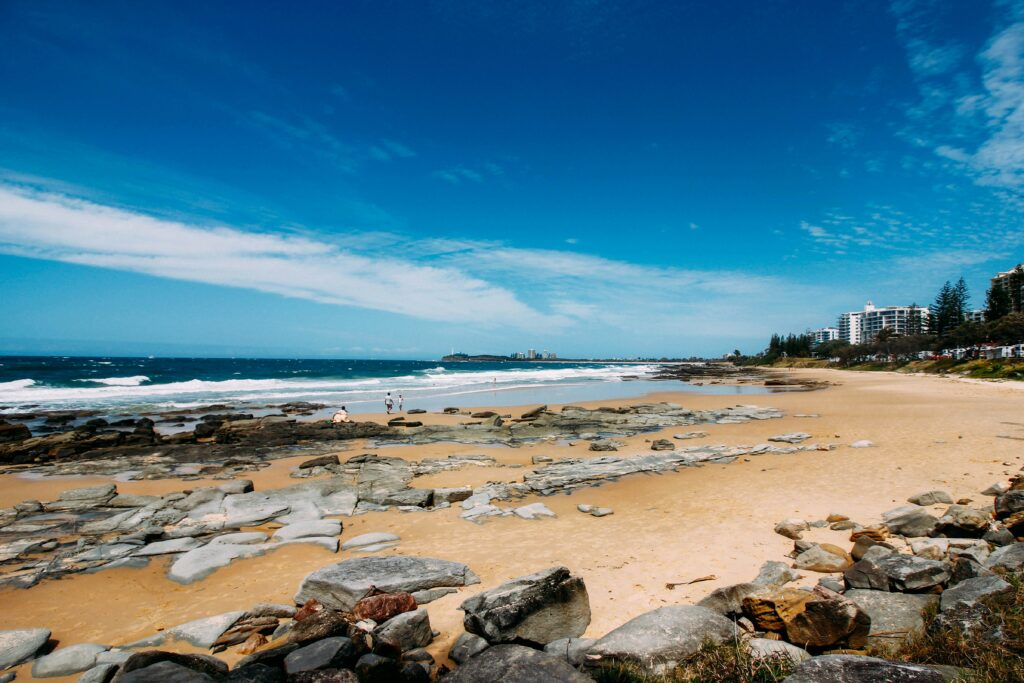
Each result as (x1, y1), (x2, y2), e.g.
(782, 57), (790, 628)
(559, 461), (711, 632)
(0, 184), (555, 328)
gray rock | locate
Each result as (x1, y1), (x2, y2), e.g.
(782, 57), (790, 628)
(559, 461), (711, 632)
(697, 583), (767, 617)
(443, 644), (592, 683)
(590, 507), (613, 517)
(849, 440), (875, 448)
(295, 556), (479, 611)
(433, 487), (472, 505)
(793, 545), (852, 573)
(844, 589), (938, 644)
(768, 432), (811, 443)
(118, 661), (215, 683)
(353, 653), (401, 682)
(207, 532), (267, 545)
(984, 542), (1024, 572)
(940, 575), (1013, 612)
(883, 506), (939, 538)
(109, 494), (160, 508)
(933, 506), (989, 538)
(0, 628), (51, 670)
(283, 637), (357, 674)
(218, 480), (254, 494)
(460, 567), (590, 646)
(982, 482), (1008, 496)
(375, 609), (432, 651)
(166, 612), (245, 648)
(875, 554), (950, 592)
(410, 587), (457, 604)
(746, 638), (810, 664)
(277, 536), (339, 552)
(862, 545), (895, 563)
(32, 643), (109, 677)
(245, 603), (296, 619)
(167, 544), (267, 583)
(221, 492), (291, 527)
(983, 527), (1015, 547)
(273, 520), (341, 541)
(95, 650), (134, 666)
(543, 637), (596, 667)
(584, 605), (736, 675)
(76, 663), (118, 683)
(449, 632), (490, 664)
(774, 518), (807, 540)
(134, 538), (202, 556)
(908, 491), (954, 506)
(512, 503), (556, 520)
(650, 439), (675, 450)
(46, 485), (117, 511)
(752, 560), (801, 586)
(784, 654), (944, 682)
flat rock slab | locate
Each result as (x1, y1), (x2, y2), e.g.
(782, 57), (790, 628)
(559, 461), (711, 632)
(134, 537), (203, 556)
(167, 612), (246, 648)
(443, 644), (592, 683)
(273, 520), (342, 541)
(341, 532), (400, 551)
(168, 544), (267, 584)
(512, 503), (556, 520)
(0, 628), (51, 670)
(32, 643), (109, 677)
(584, 605), (736, 675)
(295, 556), (480, 611)
(940, 575), (1013, 612)
(784, 654), (945, 682)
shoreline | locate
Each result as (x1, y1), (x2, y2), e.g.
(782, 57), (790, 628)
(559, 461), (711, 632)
(2, 367), (1022, 680)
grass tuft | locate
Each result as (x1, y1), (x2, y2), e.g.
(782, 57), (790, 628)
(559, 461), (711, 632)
(589, 640), (795, 683)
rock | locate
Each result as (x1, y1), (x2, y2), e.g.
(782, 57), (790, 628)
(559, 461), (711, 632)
(851, 535), (894, 561)
(752, 560), (801, 586)
(226, 664), (286, 683)
(995, 490), (1024, 519)
(543, 637), (596, 667)
(784, 654), (945, 682)
(982, 482), (1009, 496)
(512, 503), (556, 520)
(588, 441), (617, 452)
(444, 644), (591, 683)
(745, 586), (870, 649)
(449, 632), (490, 664)
(235, 643), (300, 669)
(985, 542), (1024, 572)
(877, 555), (950, 592)
(650, 438), (675, 451)
(208, 532), (267, 545)
(883, 506), (939, 538)
(844, 589), (938, 645)
(409, 587), (457, 604)
(774, 518), (808, 540)
(584, 605), (735, 675)
(849, 440), (874, 448)
(118, 661), (216, 683)
(460, 567), (590, 646)
(400, 661), (429, 683)
(0, 422), (31, 443)
(768, 432), (811, 443)
(109, 494), (161, 508)
(295, 556), (478, 611)
(353, 654), (401, 683)
(521, 406), (547, 419)
(353, 591), (417, 623)
(273, 520), (342, 541)
(433, 487), (472, 505)
(983, 526), (1015, 546)
(793, 544), (853, 573)
(299, 455), (340, 469)
(283, 637), (358, 674)
(166, 612), (245, 648)
(745, 638), (810, 664)
(933, 505), (990, 538)
(698, 583), (769, 618)
(168, 544), (266, 583)
(76, 663), (119, 683)
(32, 643), (109, 677)
(375, 609), (432, 652)
(590, 507), (613, 517)
(940, 575), (1013, 612)
(340, 533), (400, 552)
(134, 538), (202, 556)
(908, 491), (954, 506)
(0, 628), (51, 670)
(46, 485), (117, 511)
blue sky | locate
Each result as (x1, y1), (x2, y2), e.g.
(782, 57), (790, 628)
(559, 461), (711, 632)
(1, 0), (1023, 359)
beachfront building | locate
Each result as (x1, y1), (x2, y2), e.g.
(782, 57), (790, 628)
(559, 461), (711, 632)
(992, 264), (1024, 309)
(838, 302), (928, 344)
(812, 327), (839, 346)
(965, 309), (986, 324)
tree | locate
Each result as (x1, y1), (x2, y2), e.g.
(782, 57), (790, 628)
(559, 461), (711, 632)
(1009, 265), (1024, 314)
(952, 277), (970, 324)
(989, 313), (1024, 345)
(907, 303), (924, 336)
(986, 282), (1012, 322)
(929, 281), (955, 336)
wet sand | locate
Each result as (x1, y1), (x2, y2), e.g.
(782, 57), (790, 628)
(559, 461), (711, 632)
(3, 368), (1023, 681)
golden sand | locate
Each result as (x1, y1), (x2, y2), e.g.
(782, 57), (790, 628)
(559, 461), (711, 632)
(2, 369), (1022, 681)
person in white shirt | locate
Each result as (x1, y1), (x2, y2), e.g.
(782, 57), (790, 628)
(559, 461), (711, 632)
(332, 406), (349, 423)
(398, 394), (404, 411)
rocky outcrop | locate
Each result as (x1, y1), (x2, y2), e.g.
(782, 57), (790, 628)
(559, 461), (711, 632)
(443, 644), (592, 683)
(784, 654), (945, 682)
(460, 567), (591, 646)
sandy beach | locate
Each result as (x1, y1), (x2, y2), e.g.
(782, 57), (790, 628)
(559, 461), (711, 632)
(2, 368), (1023, 681)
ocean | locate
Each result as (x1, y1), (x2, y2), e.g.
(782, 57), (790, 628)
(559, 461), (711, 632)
(0, 356), (768, 417)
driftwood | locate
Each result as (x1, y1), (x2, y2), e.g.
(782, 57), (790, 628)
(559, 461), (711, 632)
(665, 574), (717, 589)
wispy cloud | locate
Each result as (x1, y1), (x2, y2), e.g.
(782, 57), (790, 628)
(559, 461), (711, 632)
(433, 162), (504, 185)
(370, 138), (417, 162)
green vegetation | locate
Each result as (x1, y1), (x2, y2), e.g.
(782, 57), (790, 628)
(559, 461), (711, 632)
(589, 642), (794, 683)
(879, 574), (1024, 683)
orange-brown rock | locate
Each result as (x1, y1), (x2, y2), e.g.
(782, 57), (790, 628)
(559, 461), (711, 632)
(353, 590), (417, 623)
(743, 586), (870, 650)
(238, 633), (268, 655)
(294, 598), (324, 622)
(742, 588), (814, 632)
(850, 527), (889, 543)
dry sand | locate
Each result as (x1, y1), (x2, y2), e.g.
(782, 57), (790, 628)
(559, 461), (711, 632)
(2, 368), (1023, 681)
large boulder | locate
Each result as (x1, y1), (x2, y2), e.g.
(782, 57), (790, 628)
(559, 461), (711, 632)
(994, 490), (1024, 519)
(460, 567), (590, 646)
(32, 643), (109, 677)
(374, 609), (432, 652)
(933, 505), (990, 538)
(697, 583), (768, 617)
(793, 544), (853, 573)
(882, 506), (939, 538)
(752, 560), (801, 587)
(283, 638), (358, 674)
(445, 644), (590, 682)
(0, 628), (51, 670)
(844, 589), (937, 645)
(745, 587), (870, 649)
(784, 654), (945, 682)
(847, 555), (949, 593)
(295, 556), (479, 611)
(448, 633), (490, 664)
(985, 542), (1024, 572)
(584, 605), (735, 675)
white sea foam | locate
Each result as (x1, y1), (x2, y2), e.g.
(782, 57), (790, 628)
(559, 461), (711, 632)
(74, 375), (150, 386)
(0, 364), (657, 412)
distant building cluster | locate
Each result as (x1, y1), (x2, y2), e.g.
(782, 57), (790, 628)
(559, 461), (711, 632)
(830, 302), (929, 345)
(511, 349), (557, 359)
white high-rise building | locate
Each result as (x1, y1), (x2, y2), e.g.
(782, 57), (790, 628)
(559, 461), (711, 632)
(838, 302), (928, 344)
(812, 327), (839, 345)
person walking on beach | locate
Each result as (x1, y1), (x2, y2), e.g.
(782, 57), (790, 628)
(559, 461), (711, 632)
(398, 394), (404, 411)
(385, 392), (393, 414)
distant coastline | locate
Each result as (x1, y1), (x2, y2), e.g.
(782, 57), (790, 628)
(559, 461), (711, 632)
(439, 353), (690, 363)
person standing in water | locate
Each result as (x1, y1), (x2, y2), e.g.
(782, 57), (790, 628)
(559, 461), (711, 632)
(385, 392), (393, 414)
